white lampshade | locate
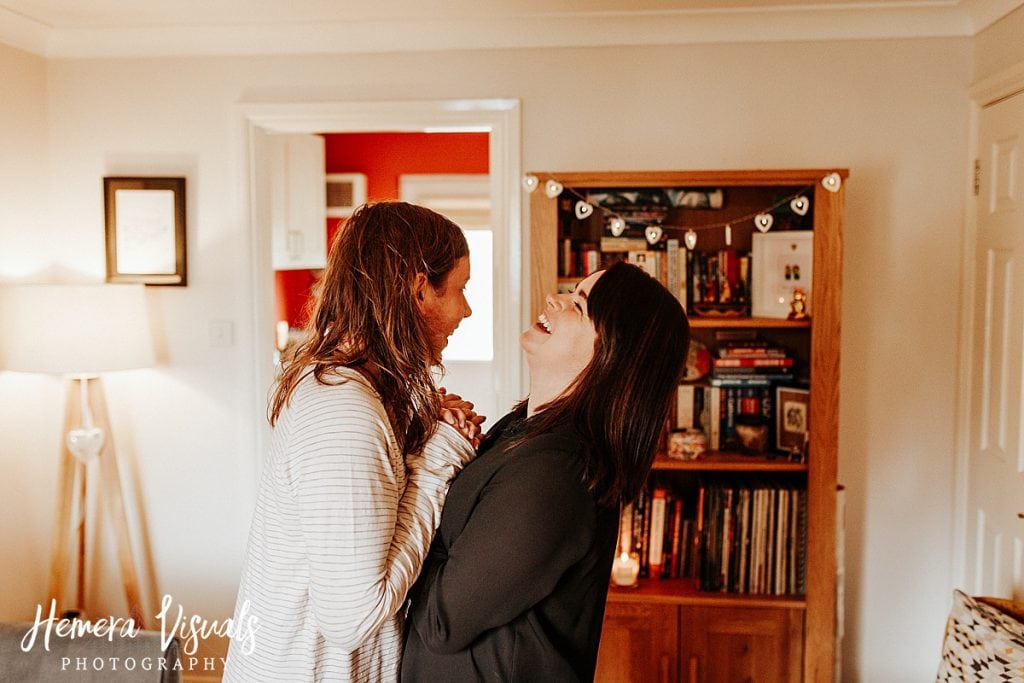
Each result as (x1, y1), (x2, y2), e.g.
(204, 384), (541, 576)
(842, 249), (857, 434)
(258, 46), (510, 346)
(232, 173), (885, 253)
(0, 284), (156, 375)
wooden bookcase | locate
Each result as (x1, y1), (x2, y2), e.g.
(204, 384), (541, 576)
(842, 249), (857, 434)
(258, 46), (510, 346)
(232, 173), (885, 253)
(527, 169), (844, 682)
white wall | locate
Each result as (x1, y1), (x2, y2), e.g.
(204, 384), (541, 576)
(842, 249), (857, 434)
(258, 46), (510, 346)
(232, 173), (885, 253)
(0, 38), (974, 680)
(0, 42), (54, 621)
(974, 4), (1024, 83)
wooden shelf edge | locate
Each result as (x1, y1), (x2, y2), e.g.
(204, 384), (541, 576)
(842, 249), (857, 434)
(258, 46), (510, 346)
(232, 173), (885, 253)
(530, 169), (849, 188)
(652, 453), (808, 473)
(607, 579), (806, 610)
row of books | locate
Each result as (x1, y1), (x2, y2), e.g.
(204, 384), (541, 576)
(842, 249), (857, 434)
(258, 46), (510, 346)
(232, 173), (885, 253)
(615, 478), (808, 596)
(677, 382), (778, 451)
(686, 248), (751, 309)
(559, 237), (754, 317)
(560, 237), (690, 311)
(617, 483), (700, 581)
(697, 479), (807, 595)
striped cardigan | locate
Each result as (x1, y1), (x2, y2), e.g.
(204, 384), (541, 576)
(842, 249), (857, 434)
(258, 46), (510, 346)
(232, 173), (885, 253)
(223, 368), (474, 682)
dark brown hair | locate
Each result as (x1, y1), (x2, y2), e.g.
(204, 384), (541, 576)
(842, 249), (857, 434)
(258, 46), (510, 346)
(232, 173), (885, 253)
(518, 261), (690, 506)
(269, 201), (468, 456)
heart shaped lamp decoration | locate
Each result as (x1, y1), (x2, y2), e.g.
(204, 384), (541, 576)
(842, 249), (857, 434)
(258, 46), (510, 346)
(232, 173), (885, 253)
(575, 201), (594, 220)
(608, 217), (626, 237)
(790, 196), (809, 216)
(522, 174), (539, 193)
(754, 213), (774, 233)
(822, 172), (842, 193)
(684, 229), (698, 250)
(645, 225), (663, 245)
(544, 180), (564, 198)
(67, 426), (105, 463)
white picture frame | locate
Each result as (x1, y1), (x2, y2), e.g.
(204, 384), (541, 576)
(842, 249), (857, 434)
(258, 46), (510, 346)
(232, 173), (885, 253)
(751, 231), (813, 319)
(325, 172), (367, 218)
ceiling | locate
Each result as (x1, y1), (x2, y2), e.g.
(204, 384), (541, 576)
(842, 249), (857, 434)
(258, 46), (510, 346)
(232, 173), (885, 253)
(1, 0), (1020, 59)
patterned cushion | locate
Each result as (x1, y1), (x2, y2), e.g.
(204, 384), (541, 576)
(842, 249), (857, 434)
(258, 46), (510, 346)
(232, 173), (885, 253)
(936, 589), (1024, 682)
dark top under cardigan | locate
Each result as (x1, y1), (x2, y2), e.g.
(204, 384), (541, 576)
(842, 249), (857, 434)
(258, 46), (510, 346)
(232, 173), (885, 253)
(401, 408), (619, 682)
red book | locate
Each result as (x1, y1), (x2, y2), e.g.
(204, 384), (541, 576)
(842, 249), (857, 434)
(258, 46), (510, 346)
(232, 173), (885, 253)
(668, 499), (684, 579)
(648, 487), (668, 579)
(713, 357), (794, 368)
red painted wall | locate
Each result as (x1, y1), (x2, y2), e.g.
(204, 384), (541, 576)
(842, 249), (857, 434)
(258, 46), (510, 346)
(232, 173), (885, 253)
(274, 132), (489, 329)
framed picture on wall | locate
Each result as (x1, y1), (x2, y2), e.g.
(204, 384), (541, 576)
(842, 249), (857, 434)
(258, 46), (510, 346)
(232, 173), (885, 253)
(752, 231), (813, 319)
(776, 386), (810, 455)
(325, 173), (367, 218)
(104, 176), (187, 286)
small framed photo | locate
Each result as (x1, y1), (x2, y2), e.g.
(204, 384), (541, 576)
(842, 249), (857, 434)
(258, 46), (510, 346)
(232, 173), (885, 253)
(752, 231), (813, 319)
(104, 177), (187, 286)
(325, 173), (367, 218)
(776, 386), (810, 454)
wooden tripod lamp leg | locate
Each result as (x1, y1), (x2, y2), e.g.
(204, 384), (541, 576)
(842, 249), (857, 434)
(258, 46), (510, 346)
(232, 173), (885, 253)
(47, 379), (82, 615)
(89, 377), (147, 629)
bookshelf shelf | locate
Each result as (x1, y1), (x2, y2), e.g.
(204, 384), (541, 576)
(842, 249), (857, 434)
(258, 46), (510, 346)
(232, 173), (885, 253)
(556, 283), (811, 331)
(530, 169), (843, 683)
(653, 453), (808, 473)
(607, 579), (807, 609)
(689, 316), (811, 330)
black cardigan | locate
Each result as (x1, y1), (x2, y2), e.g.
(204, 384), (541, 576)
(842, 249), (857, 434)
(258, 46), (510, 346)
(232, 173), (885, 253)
(402, 410), (619, 682)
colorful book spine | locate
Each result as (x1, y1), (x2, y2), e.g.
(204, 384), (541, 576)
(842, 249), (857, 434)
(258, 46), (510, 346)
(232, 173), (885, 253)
(648, 487), (667, 579)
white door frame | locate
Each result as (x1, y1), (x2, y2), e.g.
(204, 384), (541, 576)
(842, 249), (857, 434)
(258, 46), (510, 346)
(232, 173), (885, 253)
(240, 99), (523, 468)
(953, 64), (1024, 589)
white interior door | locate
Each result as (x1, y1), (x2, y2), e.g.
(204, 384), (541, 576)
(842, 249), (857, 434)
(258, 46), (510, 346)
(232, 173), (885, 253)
(965, 89), (1024, 599)
(400, 174), (500, 428)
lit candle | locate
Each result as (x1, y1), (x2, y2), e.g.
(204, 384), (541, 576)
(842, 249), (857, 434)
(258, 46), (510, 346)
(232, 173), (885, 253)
(611, 552), (640, 587)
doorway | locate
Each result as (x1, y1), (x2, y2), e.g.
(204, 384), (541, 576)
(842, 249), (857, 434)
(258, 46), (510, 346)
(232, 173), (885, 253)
(242, 99), (523, 465)
(955, 73), (1024, 598)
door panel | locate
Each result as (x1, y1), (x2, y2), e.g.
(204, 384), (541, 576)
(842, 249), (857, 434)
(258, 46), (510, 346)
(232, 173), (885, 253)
(967, 90), (1024, 600)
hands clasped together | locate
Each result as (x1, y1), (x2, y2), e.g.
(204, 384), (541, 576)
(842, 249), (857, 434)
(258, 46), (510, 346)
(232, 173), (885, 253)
(438, 388), (486, 448)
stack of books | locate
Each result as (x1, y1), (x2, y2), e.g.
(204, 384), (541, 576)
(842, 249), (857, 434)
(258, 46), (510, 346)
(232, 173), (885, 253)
(703, 341), (794, 451)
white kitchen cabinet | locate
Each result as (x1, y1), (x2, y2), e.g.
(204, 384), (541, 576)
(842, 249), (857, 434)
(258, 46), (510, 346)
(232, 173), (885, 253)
(269, 133), (327, 270)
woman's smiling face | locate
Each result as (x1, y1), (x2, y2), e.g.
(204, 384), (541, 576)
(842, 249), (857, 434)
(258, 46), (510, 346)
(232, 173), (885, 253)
(520, 270), (602, 377)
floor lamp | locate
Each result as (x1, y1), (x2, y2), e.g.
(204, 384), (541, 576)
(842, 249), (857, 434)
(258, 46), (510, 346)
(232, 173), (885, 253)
(0, 284), (156, 627)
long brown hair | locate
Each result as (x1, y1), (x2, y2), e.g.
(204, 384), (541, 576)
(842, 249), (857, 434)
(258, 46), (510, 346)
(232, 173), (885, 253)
(269, 201), (468, 456)
(517, 262), (689, 506)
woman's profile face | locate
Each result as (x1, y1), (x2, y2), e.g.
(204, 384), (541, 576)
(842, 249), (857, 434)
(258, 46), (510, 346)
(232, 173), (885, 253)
(521, 270), (602, 376)
(417, 255), (472, 362)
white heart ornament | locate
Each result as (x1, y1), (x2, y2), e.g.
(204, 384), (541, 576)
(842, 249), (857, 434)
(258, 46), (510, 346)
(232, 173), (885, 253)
(645, 225), (663, 245)
(575, 201), (594, 220)
(790, 196), (809, 216)
(684, 229), (698, 250)
(522, 174), (539, 193)
(822, 172), (841, 193)
(67, 427), (104, 463)
(544, 180), (564, 198)
(608, 217), (626, 237)
(754, 213), (774, 232)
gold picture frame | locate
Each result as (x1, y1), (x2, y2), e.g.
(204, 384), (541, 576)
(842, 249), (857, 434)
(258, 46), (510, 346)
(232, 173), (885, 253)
(104, 177), (187, 286)
(775, 386), (810, 455)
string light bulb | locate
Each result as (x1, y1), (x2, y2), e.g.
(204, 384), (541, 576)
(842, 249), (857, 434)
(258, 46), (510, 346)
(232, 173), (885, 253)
(790, 196), (809, 216)
(822, 172), (842, 193)
(684, 229), (698, 250)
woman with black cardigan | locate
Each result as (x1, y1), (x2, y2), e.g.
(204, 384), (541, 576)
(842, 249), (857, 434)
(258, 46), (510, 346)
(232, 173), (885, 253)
(403, 262), (689, 681)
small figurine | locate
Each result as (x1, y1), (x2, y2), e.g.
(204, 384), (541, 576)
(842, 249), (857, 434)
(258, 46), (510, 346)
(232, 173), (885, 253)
(788, 288), (810, 320)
